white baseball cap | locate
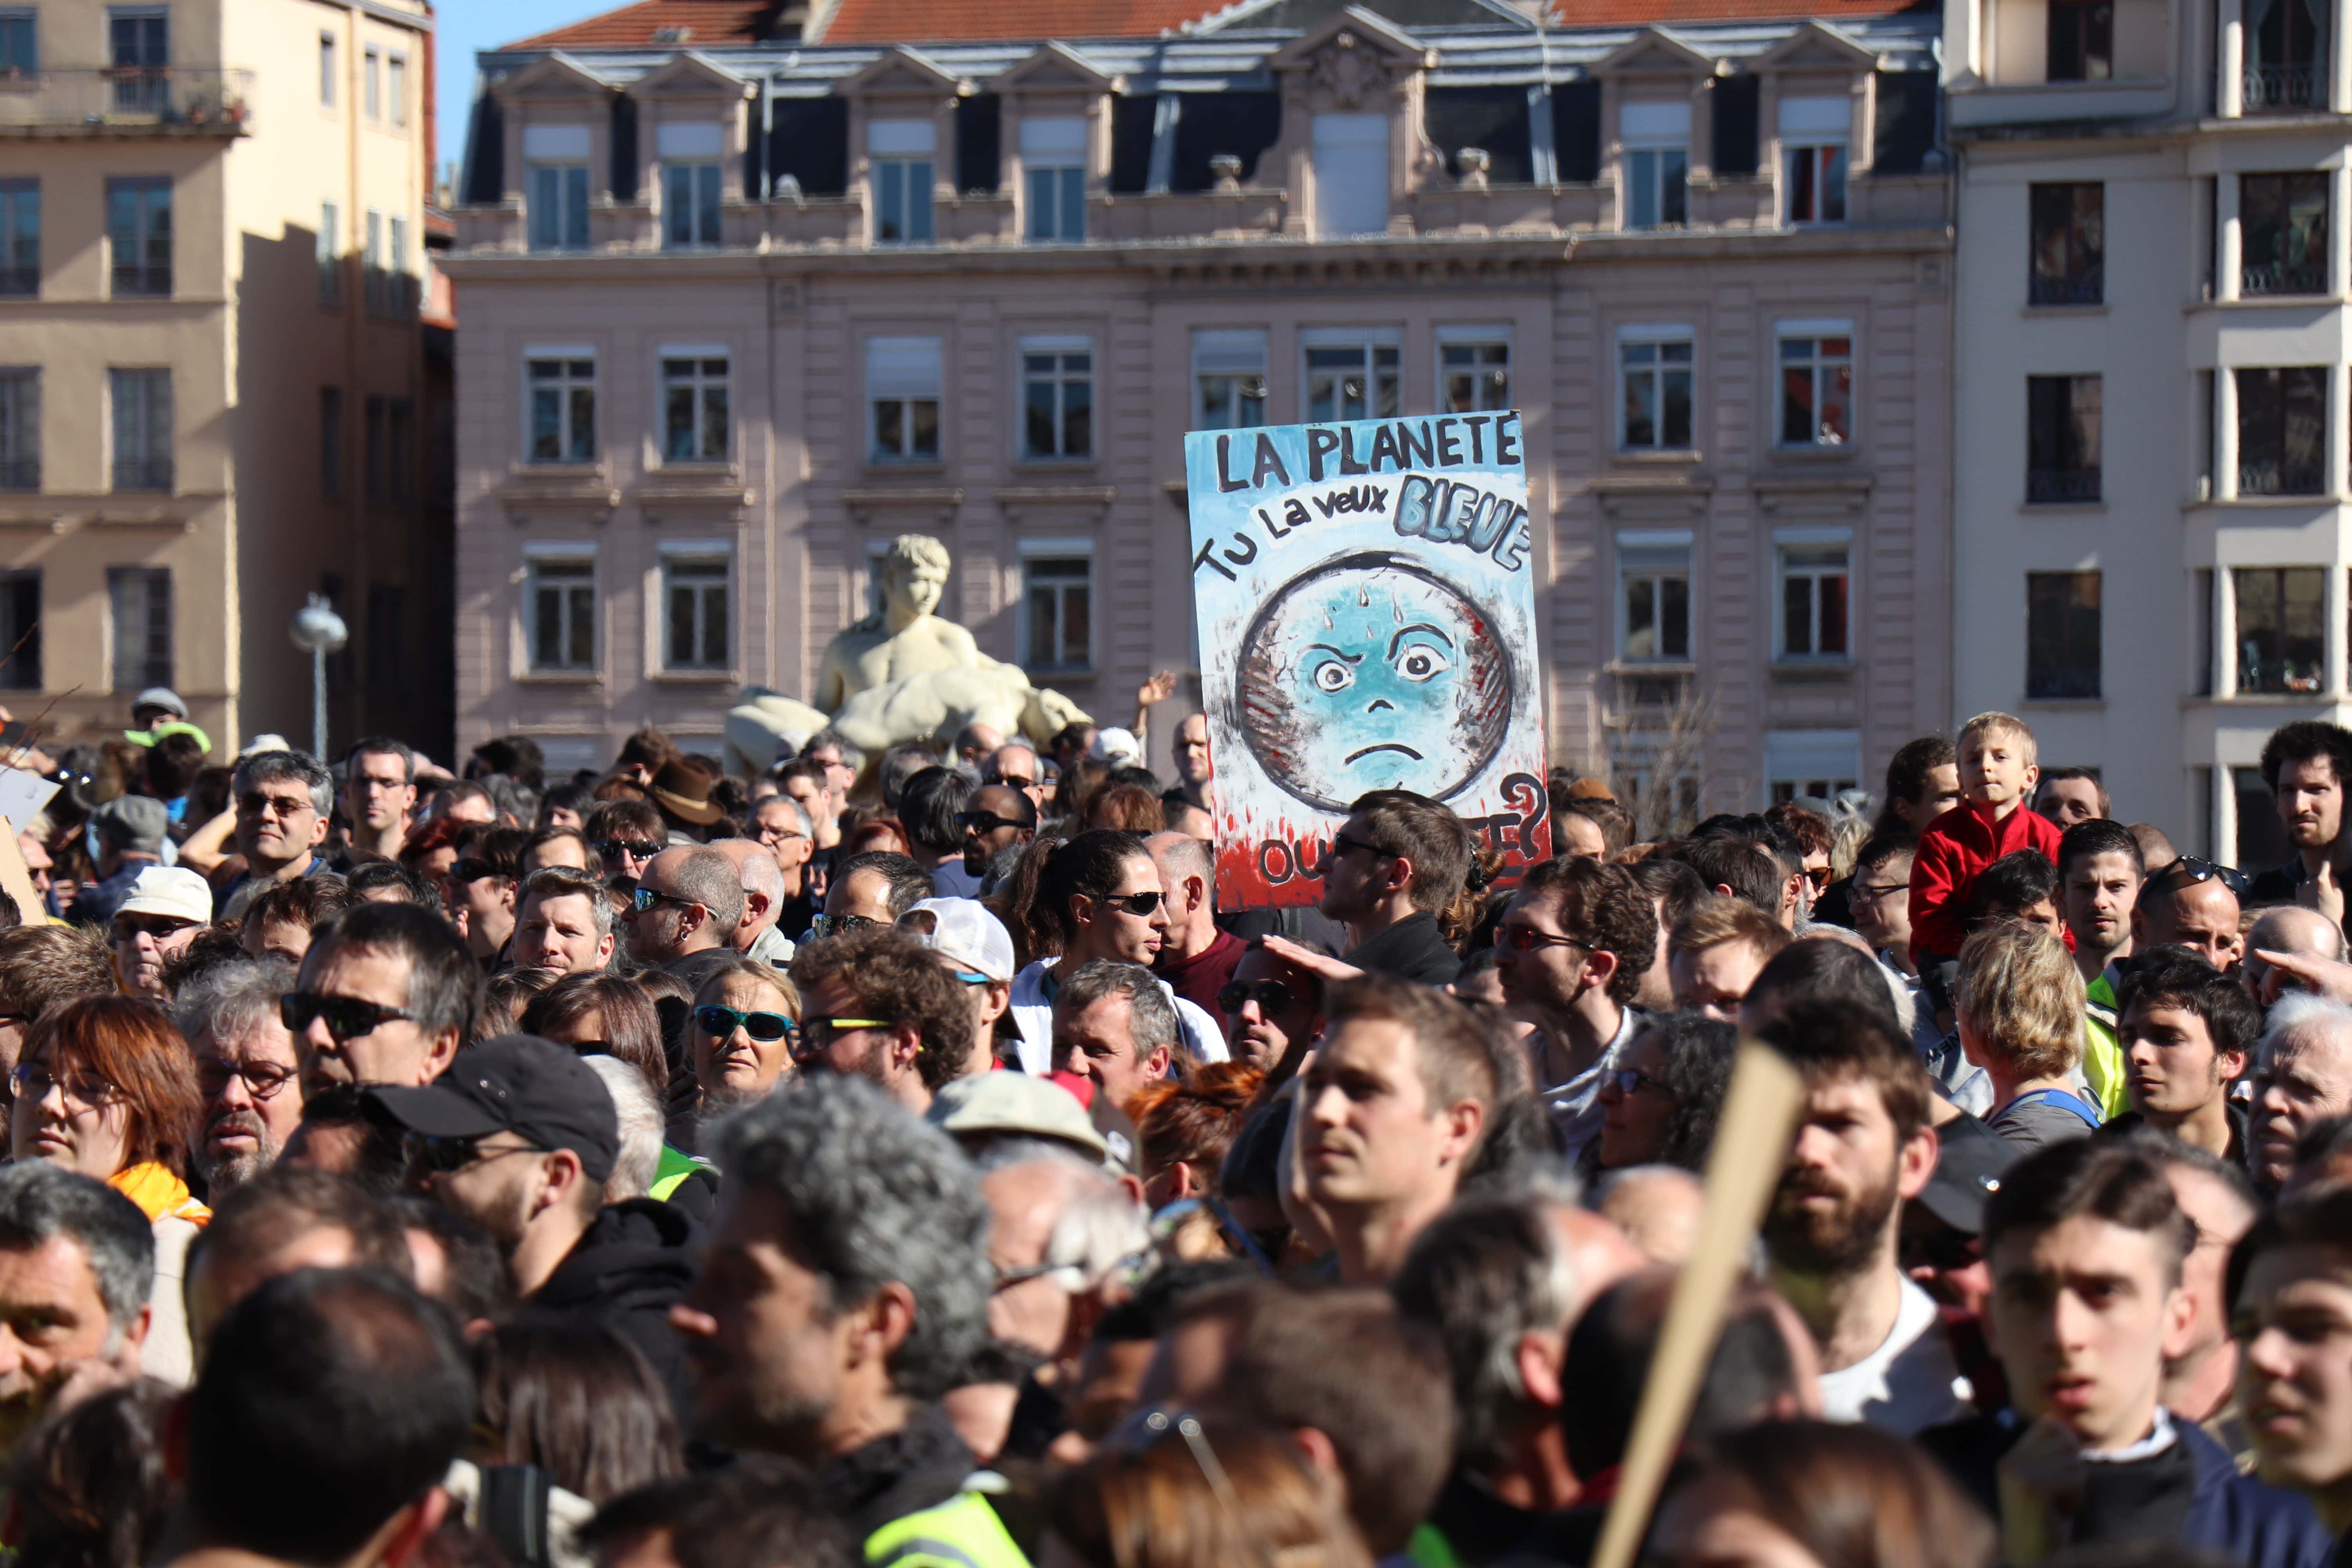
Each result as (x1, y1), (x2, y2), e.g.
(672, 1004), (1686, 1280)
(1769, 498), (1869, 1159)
(116, 865), (212, 927)
(898, 897), (1015, 984)
(1089, 727), (1142, 767)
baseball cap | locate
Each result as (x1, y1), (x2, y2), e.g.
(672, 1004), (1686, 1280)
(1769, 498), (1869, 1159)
(364, 1034), (620, 1183)
(117, 865), (212, 927)
(132, 687), (187, 720)
(92, 795), (169, 858)
(899, 898), (1015, 984)
(1089, 727), (1143, 768)
(1914, 1111), (2020, 1235)
(927, 1070), (1107, 1163)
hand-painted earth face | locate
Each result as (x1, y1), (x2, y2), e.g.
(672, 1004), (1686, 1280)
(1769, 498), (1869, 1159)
(1236, 553), (1511, 810)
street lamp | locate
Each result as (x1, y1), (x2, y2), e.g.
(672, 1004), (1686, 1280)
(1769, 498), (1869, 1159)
(289, 594), (347, 760)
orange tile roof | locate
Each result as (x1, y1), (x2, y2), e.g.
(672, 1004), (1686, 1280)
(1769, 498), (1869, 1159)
(818, 0), (1226, 43)
(1549, 0), (1927, 21)
(502, 1), (781, 50)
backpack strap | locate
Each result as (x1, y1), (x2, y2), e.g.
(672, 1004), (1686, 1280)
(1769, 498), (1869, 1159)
(2010, 1087), (2103, 1129)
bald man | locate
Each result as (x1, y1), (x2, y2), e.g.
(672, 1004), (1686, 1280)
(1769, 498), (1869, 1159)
(2133, 863), (2244, 973)
(1592, 1165), (1706, 1265)
(1147, 831), (1245, 1028)
(2246, 906), (2348, 1006)
(711, 838), (794, 969)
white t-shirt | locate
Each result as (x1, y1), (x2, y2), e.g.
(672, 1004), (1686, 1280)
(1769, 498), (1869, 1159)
(1816, 1276), (1972, 1435)
(1536, 1006), (1643, 1168)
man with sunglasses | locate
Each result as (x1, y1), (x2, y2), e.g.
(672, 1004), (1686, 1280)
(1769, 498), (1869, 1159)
(371, 1033), (696, 1413)
(1147, 832), (1244, 1031)
(623, 846), (744, 990)
(1221, 941), (1328, 1083)
(789, 926), (976, 1114)
(2133, 857), (2248, 974)
(216, 750), (334, 921)
(179, 956), (305, 1193)
(1496, 856), (1658, 1165)
(1318, 791), (1469, 987)
(815, 850), (935, 946)
(960, 784), (1036, 889)
(287, 901), (479, 1098)
(985, 741), (1049, 816)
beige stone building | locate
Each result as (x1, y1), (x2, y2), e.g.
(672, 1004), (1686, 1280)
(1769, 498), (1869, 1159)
(446, 0), (1955, 815)
(0, 0), (446, 757)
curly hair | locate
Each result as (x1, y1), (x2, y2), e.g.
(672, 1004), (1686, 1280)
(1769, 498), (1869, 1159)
(1514, 856), (1658, 1005)
(1954, 919), (2084, 1083)
(788, 927), (974, 1092)
(710, 1076), (990, 1401)
(1641, 1012), (1739, 1171)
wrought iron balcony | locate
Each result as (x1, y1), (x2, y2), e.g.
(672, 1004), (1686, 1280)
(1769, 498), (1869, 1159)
(2243, 63), (2322, 111)
(2242, 258), (2328, 295)
(2028, 468), (2103, 503)
(0, 68), (253, 134)
(2238, 459), (2327, 496)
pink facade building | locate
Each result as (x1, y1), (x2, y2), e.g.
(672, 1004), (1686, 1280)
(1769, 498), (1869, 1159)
(445, 0), (1953, 816)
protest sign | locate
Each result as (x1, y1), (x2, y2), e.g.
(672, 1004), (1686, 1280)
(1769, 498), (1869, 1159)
(1183, 412), (1550, 910)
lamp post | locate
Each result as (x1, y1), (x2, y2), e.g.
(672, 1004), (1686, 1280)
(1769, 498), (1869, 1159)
(289, 594), (347, 760)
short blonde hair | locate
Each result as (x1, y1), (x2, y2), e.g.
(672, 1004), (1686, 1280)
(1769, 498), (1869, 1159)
(1954, 919), (2082, 1081)
(1957, 711), (2038, 771)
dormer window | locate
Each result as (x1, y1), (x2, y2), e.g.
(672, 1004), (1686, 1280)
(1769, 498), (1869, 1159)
(524, 124), (592, 253)
(870, 119), (935, 244)
(1022, 118), (1087, 243)
(1621, 103), (1689, 230)
(1779, 98), (1849, 225)
(658, 122), (725, 249)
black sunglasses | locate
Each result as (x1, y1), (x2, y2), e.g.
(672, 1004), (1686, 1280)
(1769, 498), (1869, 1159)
(448, 858), (507, 885)
(279, 991), (416, 1040)
(2149, 856), (2250, 897)
(1218, 979), (1297, 1016)
(403, 1132), (544, 1175)
(956, 810), (1029, 836)
(809, 913), (883, 940)
(695, 1004), (797, 1042)
(595, 838), (664, 860)
(1094, 890), (1162, 917)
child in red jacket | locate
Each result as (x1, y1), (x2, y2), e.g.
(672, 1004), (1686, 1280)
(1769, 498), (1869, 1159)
(1909, 712), (2064, 1014)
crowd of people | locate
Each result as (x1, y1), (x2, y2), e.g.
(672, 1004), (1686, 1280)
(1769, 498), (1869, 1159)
(8, 690), (2352, 1568)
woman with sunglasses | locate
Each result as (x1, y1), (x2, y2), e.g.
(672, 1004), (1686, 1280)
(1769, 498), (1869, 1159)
(522, 975), (715, 1212)
(9, 995), (207, 1383)
(1591, 1011), (1736, 1173)
(685, 958), (801, 1136)
(1004, 831), (1225, 1076)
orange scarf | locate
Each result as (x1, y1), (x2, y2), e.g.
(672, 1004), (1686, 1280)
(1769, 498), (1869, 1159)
(109, 1161), (211, 1227)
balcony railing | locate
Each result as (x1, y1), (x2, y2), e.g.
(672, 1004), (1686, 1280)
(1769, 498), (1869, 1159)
(0, 68), (253, 133)
(2029, 267), (2103, 306)
(2242, 258), (2327, 295)
(111, 457), (172, 492)
(2243, 63), (2323, 110)
(2028, 468), (2103, 503)
(2238, 459), (2326, 495)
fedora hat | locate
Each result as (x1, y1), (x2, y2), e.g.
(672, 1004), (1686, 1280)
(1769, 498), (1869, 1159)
(648, 760), (721, 827)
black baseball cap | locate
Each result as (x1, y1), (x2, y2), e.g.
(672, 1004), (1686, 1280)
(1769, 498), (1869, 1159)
(1914, 1111), (2022, 1235)
(365, 1034), (620, 1184)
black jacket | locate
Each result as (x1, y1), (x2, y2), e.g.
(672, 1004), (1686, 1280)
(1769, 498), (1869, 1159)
(528, 1196), (699, 1417)
(821, 1402), (977, 1542)
(1344, 911), (1463, 986)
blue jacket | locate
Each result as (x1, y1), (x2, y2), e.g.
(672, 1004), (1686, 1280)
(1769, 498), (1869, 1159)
(2179, 1418), (2336, 1568)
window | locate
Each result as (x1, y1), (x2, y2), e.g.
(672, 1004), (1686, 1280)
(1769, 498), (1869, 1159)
(524, 553), (597, 672)
(867, 336), (941, 462)
(1311, 113), (1390, 237)
(0, 570), (39, 689)
(0, 11), (35, 74)
(1192, 329), (1267, 431)
(657, 122), (725, 249)
(1764, 731), (1860, 804)
(109, 368), (170, 491)
(1778, 328), (1853, 446)
(662, 355), (729, 461)
(0, 179), (34, 296)
(2246, 0), (2325, 108)
(663, 553), (731, 671)
(318, 32), (335, 106)
(870, 120), (935, 245)
(0, 368), (35, 491)
(318, 201), (339, 303)
(2234, 566), (2324, 692)
(1304, 333), (1401, 423)
(1780, 98), (1849, 225)
(1022, 551), (1093, 673)
(524, 125), (592, 253)
(1023, 117), (1086, 243)
(2046, 0), (2113, 80)
(2025, 572), (2102, 698)
(319, 387), (341, 499)
(1777, 537), (1850, 660)
(526, 357), (596, 465)
(363, 47), (379, 120)
(106, 176), (171, 298)
(2027, 375), (2103, 502)
(2235, 366), (2326, 495)
(2029, 183), (2103, 305)
(107, 7), (165, 113)
(387, 53), (407, 127)
(1021, 338), (1093, 460)
(107, 566), (170, 691)
(2241, 172), (2329, 296)
(1621, 102), (1690, 231)
(1619, 332), (1693, 450)
(1441, 336), (1511, 413)
(1617, 532), (1692, 664)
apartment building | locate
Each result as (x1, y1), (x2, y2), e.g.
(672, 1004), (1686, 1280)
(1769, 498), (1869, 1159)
(445, 0), (1956, 814)
(0, 0), (446, 758)
(1947, 0), (2352, 857)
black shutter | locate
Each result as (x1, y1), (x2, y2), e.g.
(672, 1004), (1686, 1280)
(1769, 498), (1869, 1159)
(463, 93), (504, 204)
(1872, 71), (1939, 173)
(1169, 91), (1281, 191)
(1711, 75), (1759, 175)
(1552, 80), (1601, 182)
(955, 93), (1000, 193)
(769, 96), (849, 196)
(1110, 93), (1158, 192)
(1424, 85), (1532, 184)
(610, 95), (638, 201)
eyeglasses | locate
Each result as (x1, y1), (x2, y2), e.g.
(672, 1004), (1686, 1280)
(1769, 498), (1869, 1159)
(630, 887), (704, 916)
(1105, 1409), (1246, 1519)
(809, 913), (883, 940)
(1851, 880), (1908, 906)
(279, 991), (417, 1040)
(992, 1259), (1073, 1291)
(991, 773), (1038, 791)
(1804, 866), (1834, 893)
(1606, 1066), (1664, 1097)
(1499, 925), (1591, 953)
(595, 838), (664, 861)
(695, 1004), (797, 1042)
(2156, 856), (2250, 895)
(113, 915), (194, 944)
(402, 1132), (545, 1175)
(1329, 832), (1394, 862)
(1218, 979), (1298, 1016)
(1094, 890), (1163, 918)
(9, 1063), (119, 1110)
(197, 1059), (298, 1100)
(955, 810), (1028, 836)
(795, 1017), (893, 1056)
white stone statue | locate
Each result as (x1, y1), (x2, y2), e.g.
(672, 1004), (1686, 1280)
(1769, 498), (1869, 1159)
(811, 534), (985, 712)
